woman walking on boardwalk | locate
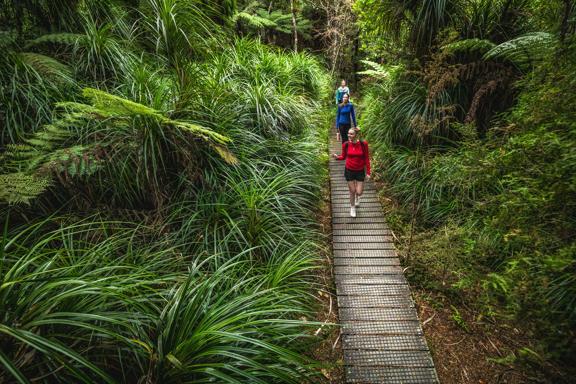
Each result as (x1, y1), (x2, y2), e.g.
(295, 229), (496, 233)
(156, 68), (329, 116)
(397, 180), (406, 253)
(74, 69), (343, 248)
(332, 128), (371, 218)
(335, 79), (350, 105)
(335, 93), (357, 143)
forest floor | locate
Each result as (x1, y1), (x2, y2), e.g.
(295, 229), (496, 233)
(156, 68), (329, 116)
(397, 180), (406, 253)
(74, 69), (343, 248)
(414, 290), (546, 384)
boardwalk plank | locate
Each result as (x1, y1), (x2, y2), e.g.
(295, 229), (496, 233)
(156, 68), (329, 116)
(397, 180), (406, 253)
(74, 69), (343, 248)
(333, 217), (388, 224)
(332, 207), (383, 213)
(336, 284), (411, 296)
(333, 235), (394, 243)
(333, 229), (392, 235)
(334, 249), (397, 258)
(332, 223), (389, 230)
(333, 258), (400, 266)
(330, 198), (380, 207)
(332, 203), (383, 208)
(343, 350), (434, 367)
(337, 276), (407, 285)
(338, 295), (414, 308)
(333, 211), (384, 218)
(340, 321), (423, 335)
(334, 265), (403, 275)
(334, 242), (395, 249)
(342, 334), (429, 351)
(346, 366), (438, 384)
(339, 307), (418, 321)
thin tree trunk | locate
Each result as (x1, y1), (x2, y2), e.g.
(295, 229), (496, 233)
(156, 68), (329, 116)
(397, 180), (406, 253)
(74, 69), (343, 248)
(560, 0), (573, 41)
(290, 0), (298, 52)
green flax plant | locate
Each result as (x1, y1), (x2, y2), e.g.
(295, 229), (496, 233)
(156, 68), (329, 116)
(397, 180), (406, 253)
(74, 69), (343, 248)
(170, 158), (321, 260)
(178, 38), (326, 140)
(362, 77), (456, 149)
(28, 12), (136, 86)
(0, 32), (77, 144)
(0, 214), (323, 383)
(140, 0), (224, 84)
(0, 216), (181, 383)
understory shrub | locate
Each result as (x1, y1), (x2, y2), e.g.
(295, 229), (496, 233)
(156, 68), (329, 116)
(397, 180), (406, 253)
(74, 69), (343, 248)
(361, 39), (576, 377)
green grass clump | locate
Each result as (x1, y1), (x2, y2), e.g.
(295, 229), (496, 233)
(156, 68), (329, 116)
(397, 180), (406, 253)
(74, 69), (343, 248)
(0, 217), (322, 383)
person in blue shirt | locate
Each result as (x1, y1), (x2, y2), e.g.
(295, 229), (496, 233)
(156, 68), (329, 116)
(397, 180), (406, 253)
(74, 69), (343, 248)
(336, 93), (357, 143)
(335, 79), (350, 105)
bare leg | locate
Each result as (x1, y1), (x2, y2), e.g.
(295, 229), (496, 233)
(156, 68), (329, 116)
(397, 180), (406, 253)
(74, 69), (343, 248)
(356, 181), (364, 202)
(347, 181), (356, 206)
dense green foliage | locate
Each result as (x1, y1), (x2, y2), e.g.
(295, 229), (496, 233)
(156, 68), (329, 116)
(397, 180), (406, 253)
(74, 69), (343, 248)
(356, 0), (575, 380)
(4, 0), (575, 381)
(0, 1), (333, 382)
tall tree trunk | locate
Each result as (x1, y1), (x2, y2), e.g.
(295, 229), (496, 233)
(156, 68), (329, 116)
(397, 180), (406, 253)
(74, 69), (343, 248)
(290, 0), (298, 52)
(560, 0), (573, 41)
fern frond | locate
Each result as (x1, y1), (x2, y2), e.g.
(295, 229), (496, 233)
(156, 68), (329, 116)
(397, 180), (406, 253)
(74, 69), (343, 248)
(18, 52), (73, 83)
(213, 144), (239, 165)
(2, 87), (237, 205)
(55, 102), (110, 119)
(242, 0), (261, 13)
(0, 173), (52, 204)
(442, 38), (496, 55)
(82, 88), (161, 117)
(170, 120), (230, 145)
(41, 145), (103, 177)
(484, 32), (556, 68)
(81, 88), (232, 147)
(234, 12), (277, 28)
(27, 33), (84, 47)
(358, 60), (403, 80)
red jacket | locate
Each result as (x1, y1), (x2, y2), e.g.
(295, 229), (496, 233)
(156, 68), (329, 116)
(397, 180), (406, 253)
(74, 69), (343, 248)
(336, 140), (371, 176)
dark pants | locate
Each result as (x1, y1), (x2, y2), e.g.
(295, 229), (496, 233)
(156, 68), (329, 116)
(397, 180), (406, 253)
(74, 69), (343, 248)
(338, 123), (351, 143)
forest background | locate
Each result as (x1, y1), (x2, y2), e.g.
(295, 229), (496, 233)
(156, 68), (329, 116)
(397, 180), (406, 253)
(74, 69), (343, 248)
(1, 0), (575, 383)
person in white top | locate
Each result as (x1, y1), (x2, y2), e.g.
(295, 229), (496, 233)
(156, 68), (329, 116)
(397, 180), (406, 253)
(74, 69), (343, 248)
(335, 79), (350, 105)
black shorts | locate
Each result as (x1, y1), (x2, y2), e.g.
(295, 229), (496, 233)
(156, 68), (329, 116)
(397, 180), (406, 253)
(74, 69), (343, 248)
(338, 124), (351, 143)
(344, 168), (365, 182)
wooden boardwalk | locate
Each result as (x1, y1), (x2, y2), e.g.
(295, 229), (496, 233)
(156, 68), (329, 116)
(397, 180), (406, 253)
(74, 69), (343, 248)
(329, 139), (439, 384)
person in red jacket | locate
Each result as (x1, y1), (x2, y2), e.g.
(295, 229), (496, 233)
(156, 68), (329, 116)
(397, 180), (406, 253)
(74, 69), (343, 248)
(332, 128), (371, 217)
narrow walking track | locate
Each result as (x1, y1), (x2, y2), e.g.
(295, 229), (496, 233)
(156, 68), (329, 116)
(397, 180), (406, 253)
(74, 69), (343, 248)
(329, 138), (439, 383)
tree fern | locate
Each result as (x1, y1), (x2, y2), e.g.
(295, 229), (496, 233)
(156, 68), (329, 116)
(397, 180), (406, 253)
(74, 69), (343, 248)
(2, 111), (103, 178)
(0, 39), (75, 143)
(17, 52), (74, 84)
(358, 60), (403, 80)
(233, 3), (312, 39)
(484, 32), (556, 68)
(234, 12), (278, 29)
(81, 88), (233, 148)
(0, 88), (237, 205)
(27, 32), (84, 47)
(442, 38), (496, 55)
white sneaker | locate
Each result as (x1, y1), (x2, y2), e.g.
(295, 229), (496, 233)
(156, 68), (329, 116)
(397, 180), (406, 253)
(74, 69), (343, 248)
(350, 206), (356, 217)
(355, 195), (360, 207)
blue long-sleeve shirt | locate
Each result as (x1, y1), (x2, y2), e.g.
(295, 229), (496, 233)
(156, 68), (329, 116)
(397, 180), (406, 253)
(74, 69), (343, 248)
(336, 103), (357, 129)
